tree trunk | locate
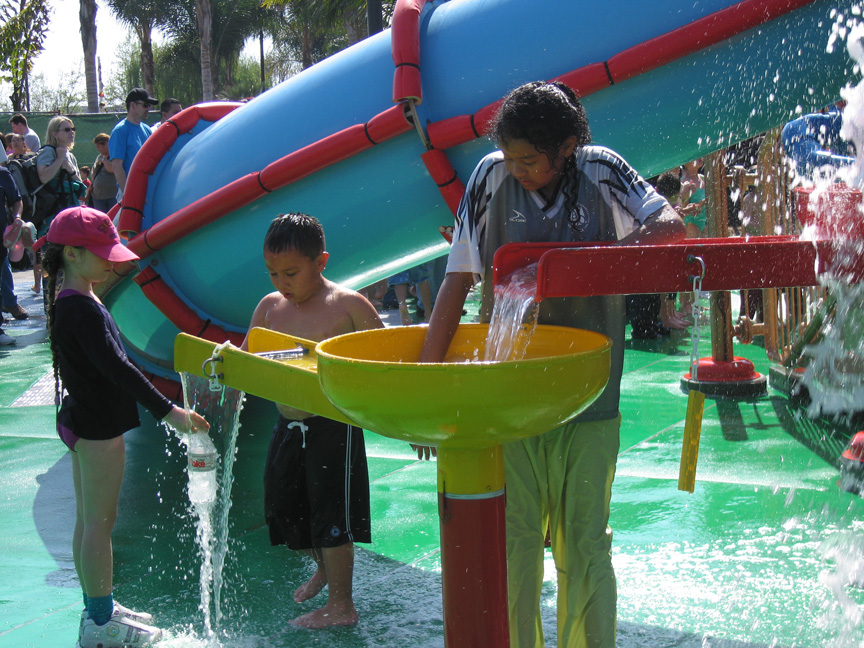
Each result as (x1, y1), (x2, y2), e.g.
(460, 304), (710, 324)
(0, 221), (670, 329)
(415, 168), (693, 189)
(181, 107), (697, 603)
(135, 22), (156, 97)
(196, 0), (214, 101)
(366, 0), (383, 36)
(301, 24), (313, 70)
(80, 0), (99, 112)
(259, 30), (266, 95)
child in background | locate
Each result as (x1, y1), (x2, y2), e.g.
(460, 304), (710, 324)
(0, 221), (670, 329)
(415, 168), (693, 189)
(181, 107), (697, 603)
(35, 206), (209, 648)
(388, 264), (433, 325)
(242, 213), (383, 629)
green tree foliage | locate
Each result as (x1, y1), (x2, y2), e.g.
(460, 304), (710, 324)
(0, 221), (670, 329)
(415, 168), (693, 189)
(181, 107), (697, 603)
(0, 0), (51, 111)
(160, 0), (279, 96)
(105, 0), (170, 97)
(263, 0), (393, 73)
(107, 37), (264, 106)
(103, 0), (394, 107)
(28, 69), (86, 113)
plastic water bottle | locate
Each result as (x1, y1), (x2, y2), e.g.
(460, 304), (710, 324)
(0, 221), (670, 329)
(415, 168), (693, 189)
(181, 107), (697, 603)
(187, 433), (218, 504)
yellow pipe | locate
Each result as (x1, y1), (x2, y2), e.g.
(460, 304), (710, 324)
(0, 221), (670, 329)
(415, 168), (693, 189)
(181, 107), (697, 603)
(437, 446), (505, 497)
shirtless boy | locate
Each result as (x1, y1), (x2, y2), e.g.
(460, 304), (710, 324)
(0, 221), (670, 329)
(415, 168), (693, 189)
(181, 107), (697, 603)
(242, 213), (383, 629)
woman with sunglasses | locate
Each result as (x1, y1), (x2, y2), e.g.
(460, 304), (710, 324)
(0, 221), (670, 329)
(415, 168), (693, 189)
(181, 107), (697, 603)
(33, 117), (87, 294)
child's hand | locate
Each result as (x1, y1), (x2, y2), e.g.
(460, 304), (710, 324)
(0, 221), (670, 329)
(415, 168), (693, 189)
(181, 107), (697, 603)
(164, 406), (210, 434)
(410, 444), (437, 460)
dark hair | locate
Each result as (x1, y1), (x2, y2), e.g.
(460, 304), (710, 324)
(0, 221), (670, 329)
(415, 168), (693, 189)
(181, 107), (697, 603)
(489, 81), (591, 215)
(93, 132), (110, 145)
(41, 243), (69, 410)
(9, 113), (27, 126)
(160, 98), (181, 113)
(264, 213), (325, 259)
(488, 81), (591, 162)
(655, 172), (681, 201)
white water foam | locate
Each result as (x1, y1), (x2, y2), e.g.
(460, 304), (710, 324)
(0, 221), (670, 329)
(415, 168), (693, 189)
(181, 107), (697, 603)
(797, 20), (864, 419)
(484, 263), (540, 362)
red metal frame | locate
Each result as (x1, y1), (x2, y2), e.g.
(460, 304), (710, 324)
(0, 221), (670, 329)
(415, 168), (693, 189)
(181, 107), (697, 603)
(493, 237), (864, 300)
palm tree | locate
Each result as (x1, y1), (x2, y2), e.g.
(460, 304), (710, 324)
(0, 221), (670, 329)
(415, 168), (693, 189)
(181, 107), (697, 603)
(195, 0), (214, 100)
(160, 0), (280, 99)
(79, 0), (99, 112)
(105, 0), (167, 97)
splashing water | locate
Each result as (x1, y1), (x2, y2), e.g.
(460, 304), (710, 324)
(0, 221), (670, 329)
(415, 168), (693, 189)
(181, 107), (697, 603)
(819, 525), (864, 641)
(484, 263), (540, 362)
(797, 21), (864, 419)
(179, 373), (246, 642)
(777, 15), (864, 648)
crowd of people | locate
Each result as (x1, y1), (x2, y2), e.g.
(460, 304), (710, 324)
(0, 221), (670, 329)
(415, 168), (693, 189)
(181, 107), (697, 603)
(0, 89), (183, 342)
(0, 81), (853, 648)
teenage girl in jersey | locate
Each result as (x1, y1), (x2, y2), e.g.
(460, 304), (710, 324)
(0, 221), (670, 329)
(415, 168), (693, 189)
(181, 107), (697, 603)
(35, 206), (209, 648)
(419, 81), (684, 648)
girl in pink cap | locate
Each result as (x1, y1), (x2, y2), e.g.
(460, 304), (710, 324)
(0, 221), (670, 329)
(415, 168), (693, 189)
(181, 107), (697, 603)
(35, 206), (210, 648)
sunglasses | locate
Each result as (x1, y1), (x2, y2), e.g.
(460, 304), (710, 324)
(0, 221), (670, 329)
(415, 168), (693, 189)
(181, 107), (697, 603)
(59, 127), (76, 133)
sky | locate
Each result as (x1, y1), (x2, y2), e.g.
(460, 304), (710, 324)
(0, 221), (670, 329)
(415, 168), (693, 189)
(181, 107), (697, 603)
(31, 0), (132, 92)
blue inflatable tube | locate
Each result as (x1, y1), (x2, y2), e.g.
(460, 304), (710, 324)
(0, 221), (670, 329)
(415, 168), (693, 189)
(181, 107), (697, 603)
(105, 0), (857, 379)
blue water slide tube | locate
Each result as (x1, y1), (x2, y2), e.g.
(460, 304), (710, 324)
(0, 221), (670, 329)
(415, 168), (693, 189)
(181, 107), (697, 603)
(103, 0), (857, 382)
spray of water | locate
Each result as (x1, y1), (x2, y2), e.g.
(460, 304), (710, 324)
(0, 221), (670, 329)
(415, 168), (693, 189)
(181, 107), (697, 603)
(787, 15), (864, 648)
(179, 373), (246, 643)
(797, 21), (864, 420)
(484, 263), (540, 362)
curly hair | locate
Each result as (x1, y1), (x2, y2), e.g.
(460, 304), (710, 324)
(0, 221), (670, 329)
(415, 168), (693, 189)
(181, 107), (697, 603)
(40, 243), (68, 409)
(488, 81), (592, 218)
(488, 81), (591, 162)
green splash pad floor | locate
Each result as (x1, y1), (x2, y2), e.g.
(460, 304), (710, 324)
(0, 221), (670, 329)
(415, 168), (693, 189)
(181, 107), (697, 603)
(1, 272), (862, 648)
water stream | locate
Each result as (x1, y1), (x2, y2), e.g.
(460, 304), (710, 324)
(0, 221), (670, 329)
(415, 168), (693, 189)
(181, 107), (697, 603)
(785, 15), (864, 646)
(484, 263), (540, 362)
(178, 373), (246, 643)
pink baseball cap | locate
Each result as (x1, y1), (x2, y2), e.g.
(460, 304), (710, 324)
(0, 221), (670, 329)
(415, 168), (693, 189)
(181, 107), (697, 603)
(34, 206), (139, 263)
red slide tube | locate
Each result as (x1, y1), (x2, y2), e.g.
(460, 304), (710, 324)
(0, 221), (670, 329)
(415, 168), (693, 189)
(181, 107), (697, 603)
(391, 0), (426, 103)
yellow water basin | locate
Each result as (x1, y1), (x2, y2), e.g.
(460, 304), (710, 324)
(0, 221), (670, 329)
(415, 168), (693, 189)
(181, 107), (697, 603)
(175, 323), (610, 448)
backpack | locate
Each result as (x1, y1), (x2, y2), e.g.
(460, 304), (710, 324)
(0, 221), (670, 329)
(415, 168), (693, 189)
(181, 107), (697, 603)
(5, 146), (66, 230)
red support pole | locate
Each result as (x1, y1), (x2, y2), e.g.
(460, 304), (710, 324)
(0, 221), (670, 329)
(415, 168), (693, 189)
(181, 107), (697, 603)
(439, 493), (509, 648)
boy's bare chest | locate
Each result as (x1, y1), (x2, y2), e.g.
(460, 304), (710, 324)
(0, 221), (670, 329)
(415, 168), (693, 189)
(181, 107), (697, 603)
(266, 300), (353, 343)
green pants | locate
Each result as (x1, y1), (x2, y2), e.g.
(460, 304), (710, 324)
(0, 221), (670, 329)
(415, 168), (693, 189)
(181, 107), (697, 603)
(504, 415), (621, 648)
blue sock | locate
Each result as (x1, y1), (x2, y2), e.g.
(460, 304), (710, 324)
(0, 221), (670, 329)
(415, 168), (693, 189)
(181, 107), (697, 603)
(87, 593), (114, 625)
(83, 593), (88, 610)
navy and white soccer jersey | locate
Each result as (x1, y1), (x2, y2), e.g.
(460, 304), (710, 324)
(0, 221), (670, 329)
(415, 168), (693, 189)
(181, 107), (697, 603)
(448, 145), (667, 279)
(447, 145), (668, 421)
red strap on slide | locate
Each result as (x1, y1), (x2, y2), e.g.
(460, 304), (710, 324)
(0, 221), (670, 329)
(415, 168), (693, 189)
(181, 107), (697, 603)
(133, 266), (244, 346)
(607, 0), (815, 83)
(421, 149), (466, 216)
(117, 102), (243, 239)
